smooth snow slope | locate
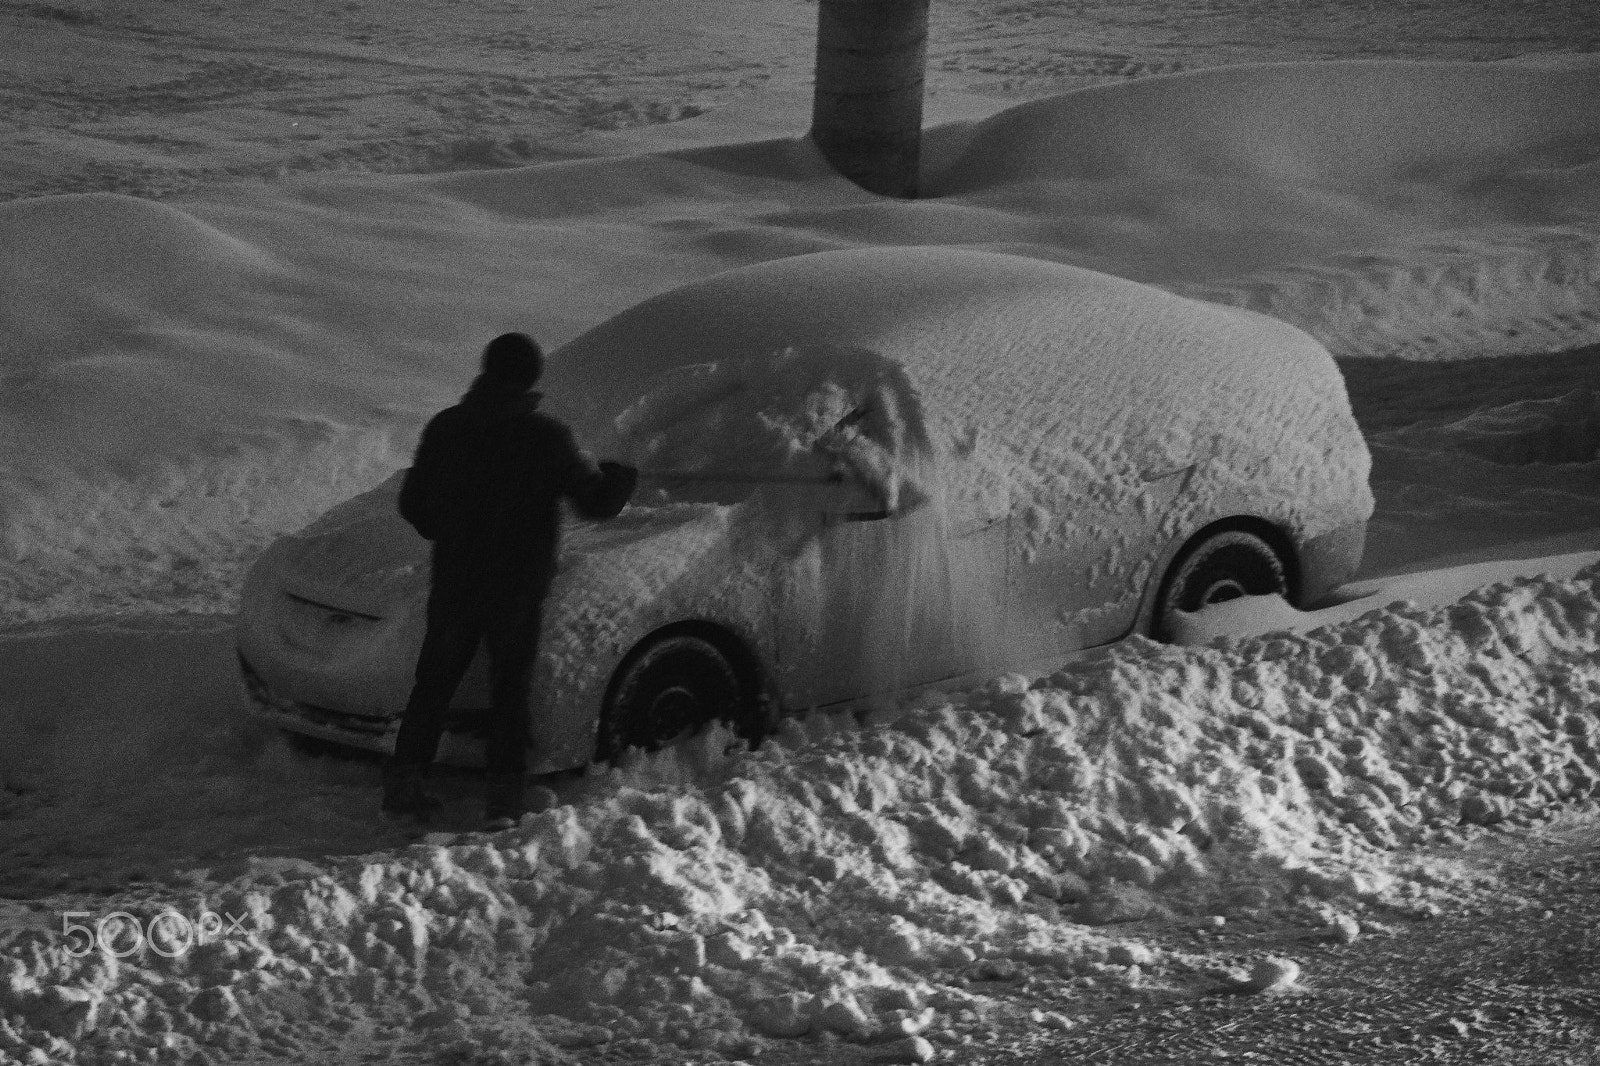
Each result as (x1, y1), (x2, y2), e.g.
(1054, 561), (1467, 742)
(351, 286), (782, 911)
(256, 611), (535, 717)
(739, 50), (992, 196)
(928, 56), (1600, 359)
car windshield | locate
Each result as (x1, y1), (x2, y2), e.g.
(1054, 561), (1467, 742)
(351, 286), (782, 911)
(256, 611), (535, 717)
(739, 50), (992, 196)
(613, 346), (932, 511)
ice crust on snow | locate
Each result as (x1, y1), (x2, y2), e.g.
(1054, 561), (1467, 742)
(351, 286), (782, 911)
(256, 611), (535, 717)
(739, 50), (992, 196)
(7, 564), (1600, 1062)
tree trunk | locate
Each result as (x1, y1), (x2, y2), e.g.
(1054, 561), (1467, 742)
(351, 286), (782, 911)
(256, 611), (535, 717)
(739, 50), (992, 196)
(811, 0), (930, 198)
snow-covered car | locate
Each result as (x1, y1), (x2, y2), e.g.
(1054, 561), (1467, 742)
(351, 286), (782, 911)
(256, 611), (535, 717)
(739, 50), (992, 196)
(235, 247), (1372, 770)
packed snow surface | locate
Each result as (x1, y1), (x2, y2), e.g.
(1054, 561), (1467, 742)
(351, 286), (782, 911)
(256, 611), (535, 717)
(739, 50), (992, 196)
(2, 4), (1600, 1064)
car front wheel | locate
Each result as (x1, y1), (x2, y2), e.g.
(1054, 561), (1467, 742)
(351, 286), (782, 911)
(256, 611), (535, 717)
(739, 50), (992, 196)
(1152, 528), (1290, 642)
(597, 633), (761, 762)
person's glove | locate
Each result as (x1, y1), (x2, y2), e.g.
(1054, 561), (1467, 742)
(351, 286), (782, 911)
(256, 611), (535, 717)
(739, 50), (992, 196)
(598, 461), (639, 514)
(599, 460), (638, 486)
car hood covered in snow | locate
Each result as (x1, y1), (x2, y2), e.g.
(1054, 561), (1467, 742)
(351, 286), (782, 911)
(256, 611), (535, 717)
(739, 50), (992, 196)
(259, 470), (752, 627)
(255, 473), (430, 619)
(245, 469), (767, 764)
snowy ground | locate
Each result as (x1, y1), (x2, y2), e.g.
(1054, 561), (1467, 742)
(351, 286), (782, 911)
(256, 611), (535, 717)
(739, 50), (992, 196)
(1, 1), (1599, 1064)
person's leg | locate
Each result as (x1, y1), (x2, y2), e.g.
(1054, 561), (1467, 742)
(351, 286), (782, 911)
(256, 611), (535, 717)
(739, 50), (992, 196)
(481, 588), (545, 824)
(386, 584), (486, 816)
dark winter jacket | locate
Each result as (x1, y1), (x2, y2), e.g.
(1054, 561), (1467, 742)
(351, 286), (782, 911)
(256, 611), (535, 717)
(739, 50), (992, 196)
(398, 385), (636, 599)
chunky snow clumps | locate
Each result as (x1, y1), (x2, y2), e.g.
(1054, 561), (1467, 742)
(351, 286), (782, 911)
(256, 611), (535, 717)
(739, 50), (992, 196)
(6, 565), (1600, 1064)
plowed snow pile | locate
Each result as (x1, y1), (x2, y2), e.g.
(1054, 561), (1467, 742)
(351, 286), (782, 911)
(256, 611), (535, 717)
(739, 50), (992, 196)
(5, 565), (1600, 1064)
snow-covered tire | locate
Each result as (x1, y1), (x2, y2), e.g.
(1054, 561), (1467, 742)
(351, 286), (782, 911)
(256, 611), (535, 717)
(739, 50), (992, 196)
(597, 633), (760, 762)
(1152, 528), (1289, 642)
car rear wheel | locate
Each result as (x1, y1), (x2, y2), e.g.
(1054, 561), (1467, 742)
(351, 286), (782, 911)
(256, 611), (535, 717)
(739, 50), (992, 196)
(1152, 528), (1289, 642)
(597, 633), (762, 762)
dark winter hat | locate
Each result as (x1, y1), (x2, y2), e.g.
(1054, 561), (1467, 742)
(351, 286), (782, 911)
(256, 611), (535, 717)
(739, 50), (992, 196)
(479, 332), (544, 390)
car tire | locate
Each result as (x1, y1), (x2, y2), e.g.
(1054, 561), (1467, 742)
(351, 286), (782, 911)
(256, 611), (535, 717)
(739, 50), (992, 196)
(597, 633), (761, 762)
(1151, 528), (1289, 642)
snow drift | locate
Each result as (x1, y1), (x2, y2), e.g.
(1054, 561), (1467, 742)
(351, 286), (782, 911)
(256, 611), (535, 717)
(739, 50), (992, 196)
(551, 245), (1372, 553)
(927, 55), (1600, 360)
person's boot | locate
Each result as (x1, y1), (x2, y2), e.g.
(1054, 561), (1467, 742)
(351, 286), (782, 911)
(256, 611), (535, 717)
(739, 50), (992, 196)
(380, 760), (443, 823)
(483, 772), (526, 832)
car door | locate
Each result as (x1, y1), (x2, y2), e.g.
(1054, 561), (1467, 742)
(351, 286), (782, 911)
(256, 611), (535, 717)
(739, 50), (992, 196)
(776, 489), (1010, 710)
(1006, 463), (1196, 659)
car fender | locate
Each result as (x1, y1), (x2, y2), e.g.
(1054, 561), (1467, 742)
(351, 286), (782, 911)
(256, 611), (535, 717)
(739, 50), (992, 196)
(526, 503), (782, 771)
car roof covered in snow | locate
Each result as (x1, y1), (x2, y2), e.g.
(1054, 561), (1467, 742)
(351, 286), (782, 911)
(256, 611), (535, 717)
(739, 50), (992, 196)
(548, 246), (1370, 541)
(553, 247), (1330, 443)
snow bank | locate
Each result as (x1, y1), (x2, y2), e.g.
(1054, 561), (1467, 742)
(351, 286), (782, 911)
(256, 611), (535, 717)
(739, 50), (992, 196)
(0, 192), (428, 624)
(6, 563), (1599, 1063)
(0, 193), (293, 477)
(935, 58), (1599, 191)
(927, 55), (1600, 359)
(0, 425), (407, 627)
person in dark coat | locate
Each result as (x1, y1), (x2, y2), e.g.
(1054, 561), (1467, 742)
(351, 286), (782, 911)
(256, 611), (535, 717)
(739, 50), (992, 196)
(386, 332), (637, 828)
